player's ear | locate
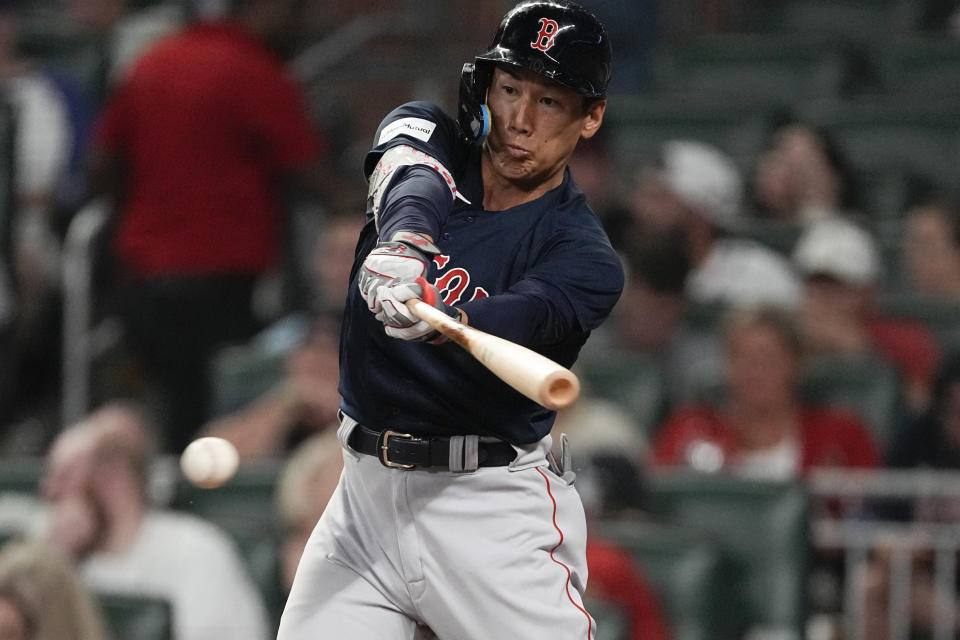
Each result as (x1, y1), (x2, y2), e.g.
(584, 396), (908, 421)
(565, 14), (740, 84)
(579, 99), (606, 140)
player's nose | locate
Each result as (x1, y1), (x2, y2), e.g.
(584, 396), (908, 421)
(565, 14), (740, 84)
(507, 95), (534, 135)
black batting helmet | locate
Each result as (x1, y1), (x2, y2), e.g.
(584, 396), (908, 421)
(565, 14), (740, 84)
(458, 0), (612, 142)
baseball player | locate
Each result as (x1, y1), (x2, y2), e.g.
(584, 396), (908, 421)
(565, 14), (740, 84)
(277, 2), (623, 639)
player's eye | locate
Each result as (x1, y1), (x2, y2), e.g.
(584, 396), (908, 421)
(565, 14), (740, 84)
(501, 84), (516, 95)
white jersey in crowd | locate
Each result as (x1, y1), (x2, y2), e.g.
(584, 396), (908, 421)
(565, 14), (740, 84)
(82, 510), (270, 640)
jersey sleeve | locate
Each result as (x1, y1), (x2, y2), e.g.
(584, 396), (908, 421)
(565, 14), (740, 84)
(363, 102), (464, 241)
(363, 101), (462, 178)
(459, 218), (625, 359)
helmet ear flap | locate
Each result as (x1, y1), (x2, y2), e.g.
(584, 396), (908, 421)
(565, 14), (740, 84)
(457, 62), (491, 144)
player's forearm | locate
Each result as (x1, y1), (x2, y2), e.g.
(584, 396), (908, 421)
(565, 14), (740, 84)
(376, 164), (452, 241)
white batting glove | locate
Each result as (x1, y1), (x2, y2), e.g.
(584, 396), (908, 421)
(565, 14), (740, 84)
(357, 231), (439, 314)
(376, 277), (448, 343)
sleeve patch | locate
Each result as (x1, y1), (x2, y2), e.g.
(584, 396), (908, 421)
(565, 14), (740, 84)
(378, 117), (437, 145)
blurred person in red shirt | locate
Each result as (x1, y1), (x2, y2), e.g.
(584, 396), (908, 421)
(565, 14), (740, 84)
(793, 215), (941, 414)
(652, 305), (880, 479)
(90, 0), (327, 452)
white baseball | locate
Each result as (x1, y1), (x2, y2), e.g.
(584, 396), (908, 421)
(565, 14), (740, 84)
(180, 437), (240, 488)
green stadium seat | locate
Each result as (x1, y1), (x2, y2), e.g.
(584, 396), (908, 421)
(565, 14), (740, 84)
(796, 100), (960, 192)
(649, 34), (859, 106)
(97, 593), (173, 640)
(603, 96), (770, 175)
(170, 460), (286, 627)
(597, 519), (727, 640)
(575, 352), (668, 439)
(207, 344), (286, 417)
(0, 457), (43, 495)
(586, 597), (629, 640)
(801, 353), (904, 452)
(880, 37), (960, 98)
(729, 219), (804, 257)
(644, 473), (810, 639)
(740, 0), (921, 42)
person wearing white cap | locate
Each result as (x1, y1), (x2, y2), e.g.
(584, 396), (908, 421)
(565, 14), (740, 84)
(793, 216), (940, 413)
(633, 139), (802, 310)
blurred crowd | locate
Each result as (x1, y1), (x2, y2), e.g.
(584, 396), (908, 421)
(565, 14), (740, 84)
(0, 0), (959, 639)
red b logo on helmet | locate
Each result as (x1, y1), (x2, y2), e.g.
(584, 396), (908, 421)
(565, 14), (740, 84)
(531, 18), (559, 52)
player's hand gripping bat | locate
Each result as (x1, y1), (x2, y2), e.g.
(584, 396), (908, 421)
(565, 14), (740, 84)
(404, 299), (580, 410)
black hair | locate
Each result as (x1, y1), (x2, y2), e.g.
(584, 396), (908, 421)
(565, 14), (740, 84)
(622, 227), (691, 294)
(755, 108), (861, 213)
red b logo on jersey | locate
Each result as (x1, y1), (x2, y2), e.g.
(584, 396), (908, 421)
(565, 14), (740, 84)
(531, 18), (559, 52)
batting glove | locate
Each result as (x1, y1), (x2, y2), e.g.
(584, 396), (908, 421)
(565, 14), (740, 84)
(358, 231), (439, 314)
(376, 276), (448, 343)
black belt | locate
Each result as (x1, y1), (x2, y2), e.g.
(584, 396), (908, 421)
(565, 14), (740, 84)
(348, 424), (517, 469)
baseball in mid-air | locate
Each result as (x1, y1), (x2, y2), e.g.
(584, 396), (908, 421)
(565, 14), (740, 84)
(180, 437), (240, 488)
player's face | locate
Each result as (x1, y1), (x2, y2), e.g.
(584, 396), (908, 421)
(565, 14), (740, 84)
(484, 67), (604, 197)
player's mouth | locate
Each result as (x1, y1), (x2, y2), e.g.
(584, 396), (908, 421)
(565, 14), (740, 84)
(505, 144), (531, 159)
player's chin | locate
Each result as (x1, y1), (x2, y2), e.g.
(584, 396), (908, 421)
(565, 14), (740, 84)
(492, 156), (540, 185)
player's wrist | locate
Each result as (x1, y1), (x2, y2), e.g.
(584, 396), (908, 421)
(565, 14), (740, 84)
(387, 230), (440, 258)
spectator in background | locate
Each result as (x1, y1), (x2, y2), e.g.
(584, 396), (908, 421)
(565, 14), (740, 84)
(606, 227), (691, 355)
(202, 316), (341, 459)
(566, 130), (632, 246)
(310, 212), (364, 315)
(0, 0), (81, 449)
(632, 139), (801, 310)
(0, 541), (111, 640)
(89, 0), (327, 452)
(888, 355), (960, 472)
(855, 356), (960, 640)
(751, 117), (858, 223)
(793, 215), (941, 413)
(274, 430), (343, 593)
(67, 0), (183, 107)
(0, 586), (34, 640)
(623, 140), (800, 406)
(901, 196), (960, 301)
(652, 305), (880, 479)
(40, 401), (270, 640)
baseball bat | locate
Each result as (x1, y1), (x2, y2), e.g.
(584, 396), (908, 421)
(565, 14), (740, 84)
(405, 299), (580, 410)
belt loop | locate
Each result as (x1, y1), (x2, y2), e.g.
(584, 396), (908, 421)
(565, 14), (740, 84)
(462, 436), (480, 472)
(449, 436), (465, 472)
(337, 411), (361, 461)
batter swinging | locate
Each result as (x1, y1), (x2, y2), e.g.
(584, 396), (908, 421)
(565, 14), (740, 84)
(277, 2), (623, 638)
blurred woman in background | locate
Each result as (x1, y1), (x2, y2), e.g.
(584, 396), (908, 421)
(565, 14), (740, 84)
(0, 541), (111, 640)
(651, 305), (879, 479)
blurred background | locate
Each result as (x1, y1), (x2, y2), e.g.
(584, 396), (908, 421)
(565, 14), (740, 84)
(2, 0), (960, 639)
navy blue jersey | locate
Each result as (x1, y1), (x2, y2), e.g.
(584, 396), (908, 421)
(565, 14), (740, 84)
(339, 101), (624, 444)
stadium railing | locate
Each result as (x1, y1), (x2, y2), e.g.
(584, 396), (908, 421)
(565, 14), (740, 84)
(807, 468), (960, 640)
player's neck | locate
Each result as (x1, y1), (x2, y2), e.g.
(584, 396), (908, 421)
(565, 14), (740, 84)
(480, 151), (564, 211)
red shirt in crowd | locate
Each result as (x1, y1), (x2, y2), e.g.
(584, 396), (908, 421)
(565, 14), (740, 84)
(868, 316), (940, 397)
(586, 540), (672, 640)
(95, 21), (322, 277)
(651, 406), (880, 474)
